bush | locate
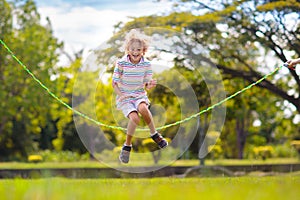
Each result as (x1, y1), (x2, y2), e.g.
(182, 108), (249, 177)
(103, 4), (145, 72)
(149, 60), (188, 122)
(38, 150), (90, 162)
(291, 140), (300, 150)
(273, 143), (298, 158)
(28, 155), (43, 163)
(291, 140), (300, 158)
(208, 144), (223, 160)
(97, 149), (119, 162)
(249, 135), (267, 146)
(253, 146), (274, 160)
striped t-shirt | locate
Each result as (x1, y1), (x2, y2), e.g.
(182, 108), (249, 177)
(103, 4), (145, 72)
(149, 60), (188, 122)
(112, 55), (153, 108)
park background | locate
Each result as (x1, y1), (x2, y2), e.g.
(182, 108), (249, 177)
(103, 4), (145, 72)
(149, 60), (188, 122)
(1, 0), (300, 199)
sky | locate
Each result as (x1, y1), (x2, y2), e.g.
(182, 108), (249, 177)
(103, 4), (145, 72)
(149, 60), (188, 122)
(35, 0), (174, 64)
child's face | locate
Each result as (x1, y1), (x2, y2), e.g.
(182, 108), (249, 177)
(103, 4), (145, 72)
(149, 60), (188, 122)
(127, 41), (144, 64)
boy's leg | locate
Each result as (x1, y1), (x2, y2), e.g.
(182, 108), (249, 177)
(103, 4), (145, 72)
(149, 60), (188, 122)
(138, 102), (168, 149)
(125, 112), (140, 145)
(138, 102), (156, 134)
(119, 111), (139, 163)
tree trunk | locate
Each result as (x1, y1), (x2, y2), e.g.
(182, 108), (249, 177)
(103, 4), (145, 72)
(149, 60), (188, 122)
(152, 151), (161, 164)
(0, 117), (7, 135)
(198, 114), (209, 165)
(236, 117), (246, 159)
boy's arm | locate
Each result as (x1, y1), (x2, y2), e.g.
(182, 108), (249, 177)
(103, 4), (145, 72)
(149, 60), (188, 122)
(112, 82), (123, 96)
(112, 61), (126, 99)
(112, 82), (127, 101)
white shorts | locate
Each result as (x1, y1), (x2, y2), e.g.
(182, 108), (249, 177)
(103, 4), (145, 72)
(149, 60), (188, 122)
(119, 98), (150, 117)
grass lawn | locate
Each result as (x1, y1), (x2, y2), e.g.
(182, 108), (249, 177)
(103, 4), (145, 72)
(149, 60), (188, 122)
(0, 174), (300, 200)
(0, 158), (299, 169)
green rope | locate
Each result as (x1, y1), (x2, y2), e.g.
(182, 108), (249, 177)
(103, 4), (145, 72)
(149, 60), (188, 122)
(0, 39), (282, 131)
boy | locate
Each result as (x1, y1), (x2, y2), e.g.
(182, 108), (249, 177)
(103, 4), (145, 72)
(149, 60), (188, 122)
(112, 29), (168, 163)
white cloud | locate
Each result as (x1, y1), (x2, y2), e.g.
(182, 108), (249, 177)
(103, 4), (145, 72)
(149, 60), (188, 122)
(39, 1), (168, 54)
(37, 1), (173, 65)
(39, 6), (129, 50)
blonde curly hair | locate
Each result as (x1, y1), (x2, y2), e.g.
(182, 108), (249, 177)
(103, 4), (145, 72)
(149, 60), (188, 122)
(122, 29), (151, 55)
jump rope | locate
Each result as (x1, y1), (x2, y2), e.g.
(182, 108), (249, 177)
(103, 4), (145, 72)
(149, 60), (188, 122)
(0, 39), (291, 131)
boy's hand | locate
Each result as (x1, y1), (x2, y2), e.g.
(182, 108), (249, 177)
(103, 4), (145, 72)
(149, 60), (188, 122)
(146, 79), (157, 90)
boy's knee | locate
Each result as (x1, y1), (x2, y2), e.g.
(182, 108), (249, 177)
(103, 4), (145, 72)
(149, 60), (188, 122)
(129, 112), (140, 124)
(138, 103), (149, 115)
(132, 116), (140, 125)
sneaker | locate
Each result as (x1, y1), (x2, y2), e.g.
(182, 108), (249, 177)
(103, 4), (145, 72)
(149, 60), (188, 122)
(151, 132), (168, 149)
(119, 145), (132, 164)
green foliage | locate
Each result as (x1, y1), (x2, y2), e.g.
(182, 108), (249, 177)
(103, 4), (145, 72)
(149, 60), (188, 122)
(208, 144), (223, 160)
(253, 145), (274, 160)
(291, 140), (300, 150)
(257, 0), (300, 11)
(249, 135), (267, 146)
(52, 137), (64, 151)
(291, 140), (300, 158)
(0, 0), (64, 161)
(105, 0), (300, 160)
(0, 0), (12, 37)
(27, 151), (89, 163)
(2, 0), (300, 162)
(0, 0), (81, 161)
(273, 143), (298, 158)
(38, 150), (90, 162)
(244, 143), (297, 159)
(207, 132), (223, 159)
(27, 154), (43, 163)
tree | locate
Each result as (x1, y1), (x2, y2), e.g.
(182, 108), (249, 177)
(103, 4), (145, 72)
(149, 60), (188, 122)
(105, 0), (300, 158)
(221, 77), (288, 159)
(164, 0), (300, 112)
(168, 0), (300, 158)
(0, 0), (65, 160)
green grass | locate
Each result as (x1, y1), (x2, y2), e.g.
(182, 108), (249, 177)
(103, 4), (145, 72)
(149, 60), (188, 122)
(171, 157), (300, 166)
(0, 158), (298, 169)
(0, 175), (300, 200)
(203, 157), (300, 166)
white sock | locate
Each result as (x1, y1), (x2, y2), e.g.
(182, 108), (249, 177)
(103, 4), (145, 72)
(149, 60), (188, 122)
(150, 131), (157, 136)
